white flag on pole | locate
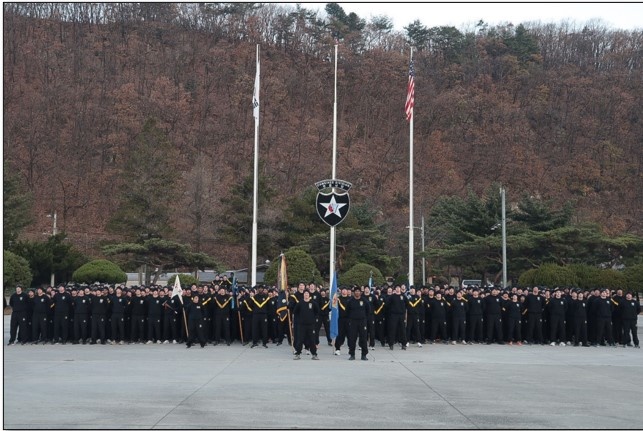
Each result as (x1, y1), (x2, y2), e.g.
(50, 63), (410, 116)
(171, 275), (183, 304)
(253, 47), (260, 120)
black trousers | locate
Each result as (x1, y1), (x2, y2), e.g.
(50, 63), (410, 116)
(348, 319), (368, 357)
(53, 313), (69, 342)
(148, 317), (162, 342)
(213, 314), (231, 343)
(334, 317), (350, 350)
(9, 312), (28, 343)
(74, 314), (89, 342)
(187, 319), (206, 347)
(622, 319), (639, 346)
(594, 318), (614, 344)
(485, 314), (503, 342)
(549, 315), (566, 342)
(111, 314), (125, 342)
(406, 314), (421, 343)
(573, 318), (588, 345)
(242, 314), (252, 343)
(467, 316), (483, 342)
(295, 323), (317, 355)
(526, 313), (543, 344)
(163, 315), (179, 341)
(376, 316), (387, 345)
(612, 318), (623, 344)
(451, 317), (466, 342)
(252, 313), (268, 345)
(32, 313), (48, 342)
(91, 315), (107, 342)
(430, 319), (447, 341)
(276, 316), (291, 344)
(507, 318), (522, 342)
(130, 315), (146, 342)
(387, 314), (407, 347)
(367, 315), (376, 347)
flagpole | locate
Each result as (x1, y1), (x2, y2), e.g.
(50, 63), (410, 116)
(251, 44), (260, 287)
(408, 47), (414, 287)
(329, 41), (338, 292)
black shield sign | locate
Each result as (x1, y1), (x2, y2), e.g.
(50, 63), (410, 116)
(316, 191), (350, 227)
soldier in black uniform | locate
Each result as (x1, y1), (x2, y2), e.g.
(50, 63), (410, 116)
(449, 290), (468, 345)
(73, 289), (91, 344)
(161, 290), (180, 344)
(428, 292), (448, 344)
(240, 288), (254, 345)
(212, 287), (232, 345)
(592, 289), (617, 347)
(374, 289), (387, 346)
(293, 290), (320, 360)
(547, 289), (568, 346)
(52, 286), (72, 344)
(466, 289), (484, 344)
(90, 289), (110, 344)
(571, 290), (589, 347)
(346, 287), (370, 360)
(110, 287), (129, 345)
(405, 286), (423, 347)
(145, 289), (163, 344)
(184, 294), (207, 348)
(309, 283), (322, 345)
(483, 287), (504, 344)
(275, 289), (291, 346)
(386, 285), (408, 350)
(505, 293), (523, 345)
(523, 286), (544, 345)
(31, 287), (51, 344)
(251, 285), (270, 348)
(363, 286), (378, 350)
(333, 286), (351, 355)
(267, 288), (278, 343)
(8, 286), (29, 345)
(130, 289), (147, 344)
(619, 291), (640, 348)
(611, 289), (625, 345)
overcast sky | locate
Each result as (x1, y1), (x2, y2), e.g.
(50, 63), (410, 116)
(305, 2), (642, 31)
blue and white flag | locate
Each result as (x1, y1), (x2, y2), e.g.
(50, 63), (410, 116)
(330, 271), (339, 340)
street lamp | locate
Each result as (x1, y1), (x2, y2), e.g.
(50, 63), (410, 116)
(47, 211), (57, 287)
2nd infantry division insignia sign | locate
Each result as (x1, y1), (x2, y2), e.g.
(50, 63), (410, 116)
(315, 179), (352, 227)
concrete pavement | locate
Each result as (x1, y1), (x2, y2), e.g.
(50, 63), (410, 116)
(3, 316), (642, 429)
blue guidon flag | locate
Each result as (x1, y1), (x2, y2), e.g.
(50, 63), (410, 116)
(315, 179), (352, 228)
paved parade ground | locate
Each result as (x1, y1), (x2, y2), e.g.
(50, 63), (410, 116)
(3, 316), (642, 429)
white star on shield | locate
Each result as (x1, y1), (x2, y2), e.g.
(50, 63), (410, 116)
(320, 195), (346, 218)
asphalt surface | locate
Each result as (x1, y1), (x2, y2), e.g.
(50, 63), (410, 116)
(3, 315), (642, 429)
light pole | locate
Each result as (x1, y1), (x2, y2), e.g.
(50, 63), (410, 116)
(47, 211), (57, 287)
(500, 187), (507, 290)
(407, 219), (425, 286)
(421, 215), (426, 286)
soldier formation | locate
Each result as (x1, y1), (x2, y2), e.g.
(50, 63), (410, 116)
(6, 278), (641, 359)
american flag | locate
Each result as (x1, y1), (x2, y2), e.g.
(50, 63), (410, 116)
(405, 59), (415, 122)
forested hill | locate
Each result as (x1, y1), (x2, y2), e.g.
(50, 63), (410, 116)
(4, 3), (642, 269)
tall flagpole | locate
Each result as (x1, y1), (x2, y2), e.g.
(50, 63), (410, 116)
(251, 44), (260, 287)
(329, 41), (338, 290)
(408, 47), (414, 287)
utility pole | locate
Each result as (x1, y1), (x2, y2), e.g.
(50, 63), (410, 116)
(47, 211), (57, 287)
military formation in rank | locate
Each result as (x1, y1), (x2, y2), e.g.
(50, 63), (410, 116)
(6, 278), (641, 359)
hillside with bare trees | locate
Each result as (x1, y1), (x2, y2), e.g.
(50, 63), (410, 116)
(4, 3), (642, 274)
